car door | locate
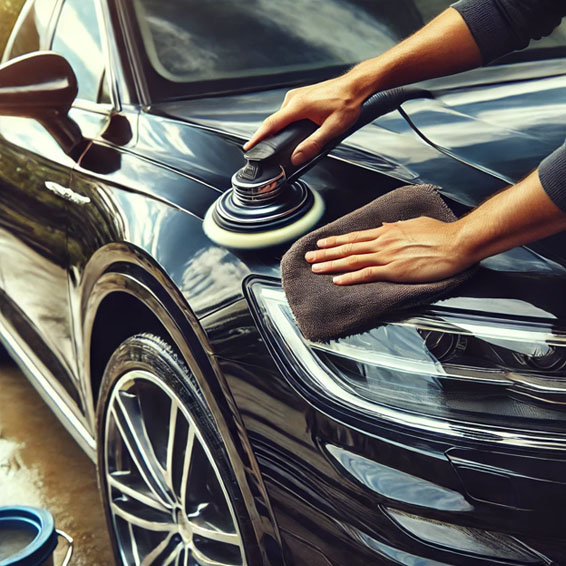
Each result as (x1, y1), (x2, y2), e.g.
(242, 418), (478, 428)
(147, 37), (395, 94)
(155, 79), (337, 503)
(0, 0), (111, 423)
(0, 0), (79, 399)
(0, 0), (59, 309)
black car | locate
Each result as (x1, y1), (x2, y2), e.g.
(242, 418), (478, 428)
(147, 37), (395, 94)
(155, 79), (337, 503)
(1, 0), (566, 564)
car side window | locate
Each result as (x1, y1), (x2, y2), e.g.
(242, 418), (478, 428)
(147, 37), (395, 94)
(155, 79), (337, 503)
(51, 0), (106, 104)
(5, 0), (58, 61)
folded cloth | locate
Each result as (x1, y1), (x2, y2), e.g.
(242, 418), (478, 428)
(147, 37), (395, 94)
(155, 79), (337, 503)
(281, 184), (475, 342)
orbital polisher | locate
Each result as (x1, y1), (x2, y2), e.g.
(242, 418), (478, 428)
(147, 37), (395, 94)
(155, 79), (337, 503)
(203, 86), (431, 250)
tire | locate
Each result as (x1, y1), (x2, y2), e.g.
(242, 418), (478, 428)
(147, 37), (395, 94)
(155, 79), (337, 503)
(96, 333), (253, 566)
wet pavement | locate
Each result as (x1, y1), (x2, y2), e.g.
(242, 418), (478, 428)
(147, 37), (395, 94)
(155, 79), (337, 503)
(0, 358), (115, 565)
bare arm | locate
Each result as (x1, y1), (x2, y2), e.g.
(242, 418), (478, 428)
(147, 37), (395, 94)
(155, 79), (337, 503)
(305, 170), (566, 284)
(244, 8), (482, 165)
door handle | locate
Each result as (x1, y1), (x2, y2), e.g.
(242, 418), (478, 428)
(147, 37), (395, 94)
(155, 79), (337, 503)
(44, 181), (90, 205)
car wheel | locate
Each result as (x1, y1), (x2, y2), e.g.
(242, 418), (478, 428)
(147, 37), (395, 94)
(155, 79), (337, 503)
(96, 333), (250, 566)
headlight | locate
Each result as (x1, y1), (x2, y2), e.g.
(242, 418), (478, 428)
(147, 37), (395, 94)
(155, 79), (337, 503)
(246, 279), (566, 443)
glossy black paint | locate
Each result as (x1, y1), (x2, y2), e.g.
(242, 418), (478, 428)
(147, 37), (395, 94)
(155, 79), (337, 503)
(0, 0), (565, 565)
(214, 302), (566, 563)
(202, 298), (566, 564)
(0, 112), (79, 405)
(0, 52), (73, 108)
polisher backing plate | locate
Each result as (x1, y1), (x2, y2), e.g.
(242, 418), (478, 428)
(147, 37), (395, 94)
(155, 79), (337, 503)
(203, 189), (325, 249)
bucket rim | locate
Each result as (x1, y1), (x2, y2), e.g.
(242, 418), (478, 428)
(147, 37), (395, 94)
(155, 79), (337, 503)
(0, 506), (58, 566)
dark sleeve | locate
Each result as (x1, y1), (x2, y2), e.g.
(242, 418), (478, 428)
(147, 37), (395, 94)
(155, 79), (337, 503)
(451, 0), (566, 63)
(539, 142), (566, 212)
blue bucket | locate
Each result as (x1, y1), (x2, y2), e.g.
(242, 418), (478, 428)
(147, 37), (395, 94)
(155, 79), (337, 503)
(0, 507), (72, 566)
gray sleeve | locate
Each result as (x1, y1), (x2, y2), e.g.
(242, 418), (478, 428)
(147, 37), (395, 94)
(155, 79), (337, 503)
(539, 142), (566, 212)
(451, 0), (566, 63)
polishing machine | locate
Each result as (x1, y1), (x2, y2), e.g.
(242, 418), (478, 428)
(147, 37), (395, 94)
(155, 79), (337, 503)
(203, 87), (431, 249)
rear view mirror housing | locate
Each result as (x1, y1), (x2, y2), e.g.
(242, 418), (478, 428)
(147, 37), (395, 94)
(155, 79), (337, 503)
(0, 51), (85, 157)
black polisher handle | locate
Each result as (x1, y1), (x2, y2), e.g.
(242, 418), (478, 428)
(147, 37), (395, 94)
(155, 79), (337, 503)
(243, 86), (431, 185)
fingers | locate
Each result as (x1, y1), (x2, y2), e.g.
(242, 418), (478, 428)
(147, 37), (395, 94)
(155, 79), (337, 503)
(305, 240), (378, 263)
(310, 251), (387, 274)
(291, 114), (349, 165)
(245, 114), (346, 163)
(332, 266), (393, 285)
(316, 228), (381, 249)
(243, 107), (298, 151)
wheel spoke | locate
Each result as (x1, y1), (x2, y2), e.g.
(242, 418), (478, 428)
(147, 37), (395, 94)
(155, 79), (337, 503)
(165, 399), (179, 490)
(163, 544), (184, 566)
(109, 471), (170, 513)
(141, 531), (177, 566)
(111, 499), (173, 533)
(189, 522), (240, 546)
(128, 523), (141, 566)
(180, 426), (196, 505)
(112, 392), (174, 508)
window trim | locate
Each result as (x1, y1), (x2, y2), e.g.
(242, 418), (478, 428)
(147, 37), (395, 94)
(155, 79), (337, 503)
(2, 0), (33, 62)
(2, 0), (64, 63)
(96, 0), (121, 112)
(49, 0), (119, 114)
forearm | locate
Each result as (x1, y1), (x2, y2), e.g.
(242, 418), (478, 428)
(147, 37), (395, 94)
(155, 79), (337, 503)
(455, 170), (566, 263)
(245, 8), (482, 156)
(342, 8), (482, 103)
(348, 0), (566, 98)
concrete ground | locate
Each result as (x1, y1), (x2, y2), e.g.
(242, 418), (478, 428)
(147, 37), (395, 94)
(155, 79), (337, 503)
(0, 357), (115, 565)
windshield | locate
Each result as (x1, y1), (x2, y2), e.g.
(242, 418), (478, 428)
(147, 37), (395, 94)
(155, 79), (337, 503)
(131, 0), (566, 102)
(132, 0), (430, 100)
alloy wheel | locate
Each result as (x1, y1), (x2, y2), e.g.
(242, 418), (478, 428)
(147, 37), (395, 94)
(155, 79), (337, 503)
(103, 370), (247, 566)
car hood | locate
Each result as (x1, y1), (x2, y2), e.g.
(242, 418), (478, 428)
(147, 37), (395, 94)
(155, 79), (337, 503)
(148, 60), (566, 326)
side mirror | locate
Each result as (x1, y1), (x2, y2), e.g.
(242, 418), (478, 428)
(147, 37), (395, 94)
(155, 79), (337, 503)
(0, 51), (85, 157)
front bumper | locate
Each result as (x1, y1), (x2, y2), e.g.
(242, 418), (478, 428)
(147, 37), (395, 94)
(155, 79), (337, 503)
(202, 292), (566, 565)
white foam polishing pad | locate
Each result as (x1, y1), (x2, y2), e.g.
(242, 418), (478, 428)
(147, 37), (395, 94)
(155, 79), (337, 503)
(203, 189), (325, 249)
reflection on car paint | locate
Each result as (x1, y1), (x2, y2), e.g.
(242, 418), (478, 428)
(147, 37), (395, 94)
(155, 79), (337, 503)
(325, 444), (473, 512)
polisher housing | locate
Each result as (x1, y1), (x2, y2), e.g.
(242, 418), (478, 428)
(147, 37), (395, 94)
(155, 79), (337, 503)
(204, 119), (324, 249)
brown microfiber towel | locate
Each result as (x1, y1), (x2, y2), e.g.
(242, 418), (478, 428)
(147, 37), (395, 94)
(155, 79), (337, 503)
(281, 184), (475, 342)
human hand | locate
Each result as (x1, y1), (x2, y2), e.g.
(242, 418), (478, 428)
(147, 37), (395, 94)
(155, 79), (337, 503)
(243, 75), (364, 166)
(304, 216), (474, 284)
